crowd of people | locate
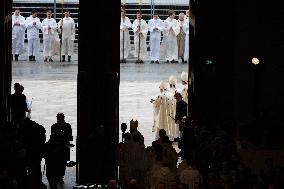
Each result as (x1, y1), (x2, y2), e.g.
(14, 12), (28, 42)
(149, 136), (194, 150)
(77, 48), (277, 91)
(115, 117), (284, 189)
(120, 8), (194, 64)
(0, 83), (74, 189)
(12, 8), (76, 62)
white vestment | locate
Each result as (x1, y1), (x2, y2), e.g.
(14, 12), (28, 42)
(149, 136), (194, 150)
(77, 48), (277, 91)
(58, 17), (75, 56)
(42, 18), (60, 57)
(120, 16), (132, 60)
(132, 19), (148, 61)
(160, 17), (180, 61)
(148, 18), (163, 61)
(166, 87), (179, 140)
(12, 14), (26, 55)
(25, 15), (41, 56)
(184, 18), (190, 61)
(153, 91), (174, 140)
(181, 84), (188, 104)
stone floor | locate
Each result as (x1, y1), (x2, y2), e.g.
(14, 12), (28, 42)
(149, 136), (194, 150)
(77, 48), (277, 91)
(12, 48), (188, 188)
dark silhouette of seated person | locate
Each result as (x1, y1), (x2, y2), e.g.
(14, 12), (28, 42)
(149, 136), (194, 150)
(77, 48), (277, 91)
(11, 83), (29, 126)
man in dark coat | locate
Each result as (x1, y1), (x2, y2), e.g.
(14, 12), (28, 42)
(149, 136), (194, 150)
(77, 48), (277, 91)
(49, 113), (73, 184)
(174, 92), (187, 124)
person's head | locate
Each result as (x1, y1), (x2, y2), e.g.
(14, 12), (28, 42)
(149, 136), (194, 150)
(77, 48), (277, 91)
(136, 11), (142, 20)
(14, 8), (20, 16)
(153, 12), (159, 20)
(155, 182), (166, 189)
(56, 113), (65, 123)
(159, 129), (166, 138)
(46, 9), (52, 18)
(128, 179), (138, 189)
(186, 10), (190, 17)
(174, 92), (183, 102)
(31, 9), (38, 17)
(64, 10), (70, 18)
(14, 83), (21, 93)
(179, 13), (185, 21)
(121, 8), (126, 17)
(168, 10), (175, 19)
(108, 180), (117, 189)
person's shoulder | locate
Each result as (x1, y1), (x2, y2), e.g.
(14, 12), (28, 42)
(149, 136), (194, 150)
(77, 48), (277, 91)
(64, 122), (72, 127)
(51, 123), (57, 128)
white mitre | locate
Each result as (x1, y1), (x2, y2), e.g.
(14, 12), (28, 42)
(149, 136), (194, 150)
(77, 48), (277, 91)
(181, 72), (188, 83)
(159, 81), (168, 90)
(168, 75), (177, 85)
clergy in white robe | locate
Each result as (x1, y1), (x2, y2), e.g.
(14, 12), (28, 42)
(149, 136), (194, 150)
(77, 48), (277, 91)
(148, 13), (164, 63)
(177, 13), (186, 63)
(166, 75), (180, 140)
(184, 17), (190, 63)
(25, 10), (41, 61)
(58, 10), (76, 62)
(12, 9), (26, 61)
(42, 10), (60, 62)
(132, 12), (148, 63)
(180, 71), (189, 104)
(120, 9), (132, 62)
(152, 81), (172, 140)
(160, 10), (180, 63)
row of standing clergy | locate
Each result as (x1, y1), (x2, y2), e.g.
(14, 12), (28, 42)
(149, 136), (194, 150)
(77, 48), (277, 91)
(120, 10), (191, 63)
(12, 9), (76, 62)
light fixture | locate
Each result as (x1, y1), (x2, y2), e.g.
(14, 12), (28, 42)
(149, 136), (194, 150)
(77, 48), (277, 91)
(252, 57), (260, 65)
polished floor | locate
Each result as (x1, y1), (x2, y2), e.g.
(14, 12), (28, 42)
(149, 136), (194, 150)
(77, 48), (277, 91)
(12, 49), (188, 188)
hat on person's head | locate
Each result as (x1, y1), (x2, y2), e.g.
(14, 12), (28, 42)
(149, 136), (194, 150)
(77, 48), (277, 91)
(174, 92), (182, 98)
(168, 75), (177, 85)
(159, 81), (167, 90)
(181, 71), (188, 83)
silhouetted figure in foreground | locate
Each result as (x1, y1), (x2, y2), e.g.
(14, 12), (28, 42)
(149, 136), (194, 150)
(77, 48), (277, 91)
(45, 132), (69, 189)
(45, 113), (72, 188)
(11, 83), (29, 127)
(21, 118), (46, 189)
